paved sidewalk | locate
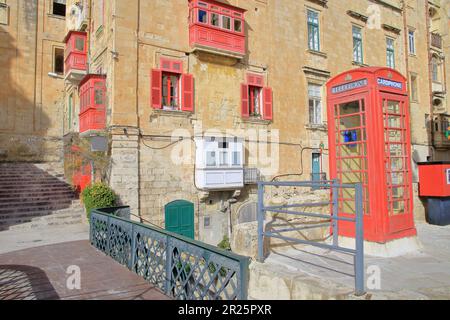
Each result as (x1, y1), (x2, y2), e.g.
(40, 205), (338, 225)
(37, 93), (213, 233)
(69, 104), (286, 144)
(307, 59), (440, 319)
(0, 223), (90, 255)
(249, 222), (450, 299)
(0, 240), (170, 300)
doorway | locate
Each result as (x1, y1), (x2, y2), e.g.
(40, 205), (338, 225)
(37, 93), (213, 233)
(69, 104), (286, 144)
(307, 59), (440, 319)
(165, 200), (195, 239)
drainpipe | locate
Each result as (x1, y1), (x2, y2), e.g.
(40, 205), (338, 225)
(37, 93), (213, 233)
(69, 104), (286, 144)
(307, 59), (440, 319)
(425, 0), (435, 160)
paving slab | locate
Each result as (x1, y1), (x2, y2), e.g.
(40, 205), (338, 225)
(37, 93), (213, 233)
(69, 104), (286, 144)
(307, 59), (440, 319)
(0, 240), (170, 300)
(249, 222), (450, 300)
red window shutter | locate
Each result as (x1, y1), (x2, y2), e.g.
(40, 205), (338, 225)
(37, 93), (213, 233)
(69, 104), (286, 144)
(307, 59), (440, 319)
(181, 73), (194, 112)
(263, 87), (273, 120)
(241, 84), (249, 118)
(151, 69), (162, 109)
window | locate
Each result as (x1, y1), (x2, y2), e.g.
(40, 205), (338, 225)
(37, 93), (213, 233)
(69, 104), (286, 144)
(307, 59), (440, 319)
(162, 73), (180, 109)
(308, 83), (322, 125)
(432, 56), (440, 83)
(211, 13), (220, 27)
(232, 151), (241, 166)
(222, 15), (231, 30)
(307, 9), (320, 51)
(198, 10), (208, 23)
(410, 74), (418, 102)
(151, 59), (194, 112)
(0, 0), (9, 25)
(75, 37), (85, 52)
(206, 151), (216, 167)
(234, 19), (242, 32)
(352, 26), (363, 64)
(249, 86), (262, 118)
(408, 30), (415, 55)
(52, 0), (66, 17)
(219, 151), (229, 166)
(386, 38), (395, 68)
(54, 48), (64, 74)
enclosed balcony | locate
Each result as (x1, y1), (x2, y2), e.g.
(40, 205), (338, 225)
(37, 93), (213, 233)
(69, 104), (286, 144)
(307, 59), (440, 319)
(188, 0), (246, 59)
(195, 136), (244, 190)
(79, 74), (106, 136)
(64, 31), (87, 83)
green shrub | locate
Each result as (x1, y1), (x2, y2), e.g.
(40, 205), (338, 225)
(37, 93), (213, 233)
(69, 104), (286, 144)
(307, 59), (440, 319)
(81, 183), (116, 219)
(218, 236), (231, 251)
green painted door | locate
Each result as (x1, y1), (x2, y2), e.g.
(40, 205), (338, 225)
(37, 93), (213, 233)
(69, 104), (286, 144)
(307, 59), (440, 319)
(165, 200), (195, 239)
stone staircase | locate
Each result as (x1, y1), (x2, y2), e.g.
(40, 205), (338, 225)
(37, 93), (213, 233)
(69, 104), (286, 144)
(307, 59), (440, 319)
(0, 163), (86, 232)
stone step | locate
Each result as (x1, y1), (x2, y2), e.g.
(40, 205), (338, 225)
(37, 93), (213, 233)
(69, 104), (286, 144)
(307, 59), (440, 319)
(0, 180), (71, 186)
(0, 191), (76, 200)
(6, 219), (84, 232)
(0, 202), (78, 215)
(0, 187), (75, 194)
(0, 206), (85, 220)
(0, 194), (76, 208)
(0, 198), (76, 208)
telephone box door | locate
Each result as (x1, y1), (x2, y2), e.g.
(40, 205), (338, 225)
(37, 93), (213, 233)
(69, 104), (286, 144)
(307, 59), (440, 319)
(329, 92), (374, 238)
(380, 92), (415, 235)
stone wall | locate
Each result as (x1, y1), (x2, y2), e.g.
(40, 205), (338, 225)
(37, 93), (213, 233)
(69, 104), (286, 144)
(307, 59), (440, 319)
(0, 0), (66, 162)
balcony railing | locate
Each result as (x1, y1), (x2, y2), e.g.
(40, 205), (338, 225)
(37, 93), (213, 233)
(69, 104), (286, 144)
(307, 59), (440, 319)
(90, 207), (250, 300)
(431, 32), (442, 49)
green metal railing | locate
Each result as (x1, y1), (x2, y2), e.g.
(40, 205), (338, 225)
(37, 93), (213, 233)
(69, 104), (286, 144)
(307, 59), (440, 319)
(90, 207), (250, 300)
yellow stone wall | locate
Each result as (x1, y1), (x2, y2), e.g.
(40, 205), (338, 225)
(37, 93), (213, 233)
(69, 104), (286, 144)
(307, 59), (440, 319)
(0, 0), (66, 162)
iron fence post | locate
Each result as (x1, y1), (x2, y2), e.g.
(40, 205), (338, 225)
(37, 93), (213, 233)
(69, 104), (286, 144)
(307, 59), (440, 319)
(165, 235), (172, 296)
(332, 179), (339, 247)
(239, 257), (250, 300)
(354, 183), (365, 296)
(257, 182), (265, 262)
(89, 211), (93, 245)
(106, 215), (111, 256)
(130, 223), (136, 271)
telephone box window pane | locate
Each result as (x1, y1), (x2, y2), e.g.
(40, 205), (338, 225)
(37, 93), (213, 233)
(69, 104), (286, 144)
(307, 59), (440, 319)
(339, 101), (360, 116)
(386, 100), (400, 114)
(234, 19), (242, 32)
(391, 158), (405, 171)
(222, 16), (231, 30)
(211, 13), (220, 27)
(198, 10), (208, 23)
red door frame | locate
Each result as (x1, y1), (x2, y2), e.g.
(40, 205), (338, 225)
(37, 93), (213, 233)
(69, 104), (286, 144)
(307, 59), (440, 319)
(327, 67), (417, 243)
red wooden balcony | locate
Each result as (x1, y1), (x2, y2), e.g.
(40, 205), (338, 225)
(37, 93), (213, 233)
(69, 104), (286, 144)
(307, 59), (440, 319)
(79, 74), (106, 135)
(64, 31), (87, 83)
(189, 0), (246, 58)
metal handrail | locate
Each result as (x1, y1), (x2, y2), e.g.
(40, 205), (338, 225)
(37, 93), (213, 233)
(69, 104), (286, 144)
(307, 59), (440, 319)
(257, 179), (365, 296)
(90, 207), (250, 300)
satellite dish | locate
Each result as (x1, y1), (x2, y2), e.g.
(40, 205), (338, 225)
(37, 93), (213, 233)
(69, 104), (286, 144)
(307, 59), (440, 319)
(67, 4), (82, 31)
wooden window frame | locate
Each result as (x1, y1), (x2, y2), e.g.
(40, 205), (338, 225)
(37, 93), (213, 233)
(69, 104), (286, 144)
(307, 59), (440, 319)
(386, 37), (395, 69)
(352, 25), (364, 64)
(408, 29), (416, 55)
(190, 0), (245, 36)
(52, 0), (66, 17)
(53, 47), (65, 75)
(307, 9), (320, 52)
(308, 83), (323, 125)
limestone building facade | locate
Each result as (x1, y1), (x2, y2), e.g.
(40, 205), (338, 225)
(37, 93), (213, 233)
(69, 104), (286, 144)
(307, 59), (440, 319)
(57, 0), (449, 245)
(0, 0), (67, 163)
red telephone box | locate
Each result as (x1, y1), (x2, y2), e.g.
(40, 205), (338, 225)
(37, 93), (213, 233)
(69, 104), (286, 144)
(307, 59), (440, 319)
(327, 67), (417, 243)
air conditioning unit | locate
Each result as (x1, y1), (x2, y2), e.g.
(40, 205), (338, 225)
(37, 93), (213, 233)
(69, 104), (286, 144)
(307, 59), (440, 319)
(195, 136), (244, 190)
